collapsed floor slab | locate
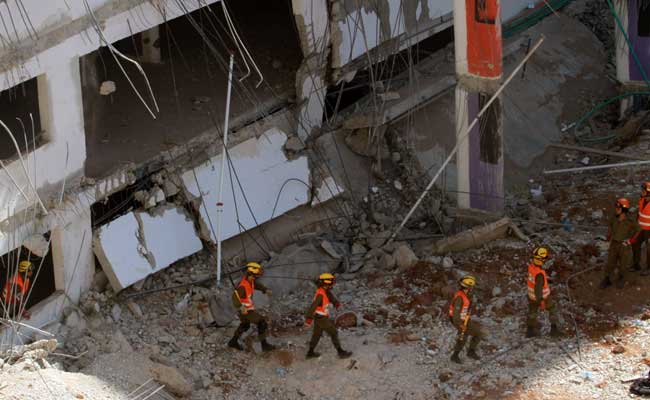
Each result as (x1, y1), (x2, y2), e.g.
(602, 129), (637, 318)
(181, 128), (311, 243)
(93, 205), (203, 291)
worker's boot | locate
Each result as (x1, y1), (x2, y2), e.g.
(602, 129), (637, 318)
(526, 326), (540, 338)
(306, 348), (321, 359)
(450, 351), (462, 364)
(631, 263), (642, 272)
(337, 348), (352, 359)
(642, 268), (650, 276)
(549, 324), (563, 338)
(261, 340), (276, 352)
(227, 337), (244, 351)
(599, 277), (612, 289)
(616, 276), (625, 289)
(467, 349), (480, 361)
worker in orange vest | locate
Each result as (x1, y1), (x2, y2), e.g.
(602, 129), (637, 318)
(448, 275), (485, 363)
(2, 260), (33, 319)
(228, 262), (276, 352)
(526, 247), (562, 338)
(601, 198), (640, 289)
(632, 182), (650, 275)
(304, 273), (352, 359)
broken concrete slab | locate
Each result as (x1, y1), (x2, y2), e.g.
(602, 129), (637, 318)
(22, 234), (49, 258)
(93, 205), (203, 291)
(394, 244), (418, 270)
(320, 240), (343, 259)
(431, 217), (529, 255)
(149, 362), (192, 397)
(257, 241), (336, 296)
(181, 128), (311, 243)
(311, 176), (345, 207)
(208, 293), (237, 327)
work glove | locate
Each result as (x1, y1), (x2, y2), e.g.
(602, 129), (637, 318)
(266, 289), (273, 297)
(304, 318), (313, 328)
(623, 239), (631, 247)
(239, 305), (248, 315)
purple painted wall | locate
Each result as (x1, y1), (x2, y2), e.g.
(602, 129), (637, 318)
(628, 0), (650, 82)
(467, 93), (504, 212)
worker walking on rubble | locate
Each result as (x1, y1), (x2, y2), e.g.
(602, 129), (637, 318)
(304, 273), (352, 359)
(526, 247), (562, 338)
(632, 182), (650, 275)
(448, 275), (485, 363)
(601, 198), (640, 289)
(1, 260), (33, 319)
(228, 262), (276, 352)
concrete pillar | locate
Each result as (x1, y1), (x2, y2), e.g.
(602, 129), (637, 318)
(292, 0), (329, 140)
(453, 0), (504, 211)
(141, 26), (161, 64)
(614, 0), (630, 86)
(51, 209), (94, 304)
(40, 57), (87, 181)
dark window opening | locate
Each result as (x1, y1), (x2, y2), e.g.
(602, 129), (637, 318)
(0, 76), (45, 162)
(324, 26), (454, 120)
(90, 176), (158, 229)
(80, 0), (302, 179)
(0, 239), (55, 317)
(478, 93), (501, 164)
(639, 3), (650, 37)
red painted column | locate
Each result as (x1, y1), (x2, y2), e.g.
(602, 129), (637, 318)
(453, 0), (504, 211)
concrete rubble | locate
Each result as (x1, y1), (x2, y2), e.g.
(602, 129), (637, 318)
(4, 1), (650, 400)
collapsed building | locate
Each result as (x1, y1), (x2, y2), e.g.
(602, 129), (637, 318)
(0, 0), (637, 346)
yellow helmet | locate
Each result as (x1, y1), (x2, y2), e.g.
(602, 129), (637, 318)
(246, 262), (263, 276)
(19, 260), (32, 273)
(460, 275), (476, 288)
(533, 247), (549, 260)
(318, 273), (335, 286)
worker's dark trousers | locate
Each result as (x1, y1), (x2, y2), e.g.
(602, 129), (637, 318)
(632, 230), (650, 271)
(527, 298), (558, 331)
(450, 317), (485, 353)
(231, 310), (268, 341)
(309, 315), (342, 351)
(605, 241), (631, 282)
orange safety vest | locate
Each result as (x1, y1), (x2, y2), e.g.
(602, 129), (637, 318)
(639, 199), (650, 230)
(448, 290), (470, 321)
(237, 277), (255, 311)
(313, 287), (331, 317)
(2, 273), (29, 305)
(527, 263), (550, 301)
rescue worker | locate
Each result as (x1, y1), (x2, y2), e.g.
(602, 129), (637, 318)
(2, 260), (33, 319)
(601, 198), (640, 289)
(448, 275), (485, 364)
(526, 247), (562, 338)
(227, 262), (276, 352)
(304, 273), (352, 359)
(632, 182), (650, 275)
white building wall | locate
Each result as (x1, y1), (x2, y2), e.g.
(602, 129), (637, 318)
(0, 0), (222, 221)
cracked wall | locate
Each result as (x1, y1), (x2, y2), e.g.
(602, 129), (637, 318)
(330, 0), (453, 70)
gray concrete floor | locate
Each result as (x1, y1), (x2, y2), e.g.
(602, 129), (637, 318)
(83, 1), (303, 178)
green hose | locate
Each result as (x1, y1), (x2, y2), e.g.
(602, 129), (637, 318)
(573, 91), (650, 143)
(502, 0), (650, 144)
(503, 0), (574, 38)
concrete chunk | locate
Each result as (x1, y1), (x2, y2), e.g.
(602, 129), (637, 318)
(181, 128), (310, 243)
(93, 206), (203, 291)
